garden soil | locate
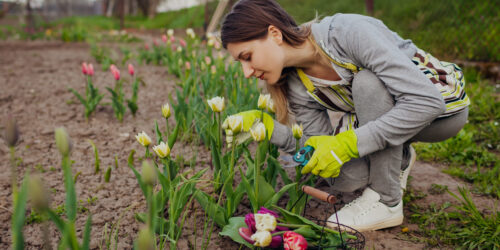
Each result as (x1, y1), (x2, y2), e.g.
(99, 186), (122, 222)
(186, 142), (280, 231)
(0, 41), (497, 249)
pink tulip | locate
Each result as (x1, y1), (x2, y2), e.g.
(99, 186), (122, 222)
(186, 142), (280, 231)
(81, 62), (88, 75)
(204, 56), (212, 65)
(110, 65), (120, 81)
(185, 61), (191, 70)
(87, 63), (94, 76)
(170, 35), (175, 43)
(171, 44), (177, 51)
(144, 43), (150, 50)
(179, 38), (186, 48)
(283, 231), (307, 250)
(128, 64), (135, 76)
(161, 34), (168, 43)
(153, 39), (159, 47)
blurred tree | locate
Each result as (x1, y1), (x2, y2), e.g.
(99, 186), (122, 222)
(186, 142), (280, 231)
(136, 0), (159, 18)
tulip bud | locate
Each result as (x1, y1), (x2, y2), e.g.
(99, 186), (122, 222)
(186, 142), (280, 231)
(152, 141), (170, 158)
(185, 61), (191, 70)
(137, 227), (155, 250)
(251, 231), (272, 247)
(207, 96), (225, 113)
(161, 34), (167, 43)
(207, 38), (214, 47)
(161, 103), (171, 119)
(87, 63), (94, 76)
(226, 115), (243, 134)
(204, 56), (211, 65)
(128, 64), (135, 76)
(250, 122), (266, 142)
(110, 65), (120, 81)
(186, 28), (195, 39)
(179, 38), (186, 48)
(135, 131), (152, 147)
(55, 127), (71, 157)
(81, 62), (88, 75)
(153, 39), (159, 47)
(176, 46), (182, 53)
(211, 65), (217, 74)
(214, 41), (221, 50)
(292, 124), (303, 139)
(141, 161), (157, 186)
(29, 175), (50, 211)
(167, 29), (174, 37)
(257, 94), (270, 110)
(144, 43), (150, 50)
(3, 115), (19, 147)
(170, 35), (175, 43)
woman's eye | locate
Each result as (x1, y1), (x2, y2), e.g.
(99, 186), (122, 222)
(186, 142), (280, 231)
(244, 55), (251, 61)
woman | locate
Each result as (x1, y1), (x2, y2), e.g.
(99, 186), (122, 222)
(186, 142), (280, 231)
(221, 0), (469, 232)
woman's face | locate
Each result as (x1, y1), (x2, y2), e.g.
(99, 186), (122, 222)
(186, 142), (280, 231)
(226, 26), (286, 84)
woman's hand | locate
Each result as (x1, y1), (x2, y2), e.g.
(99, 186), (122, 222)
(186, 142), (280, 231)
(223, 110), (275, 145)
(301, 130), (359, 178)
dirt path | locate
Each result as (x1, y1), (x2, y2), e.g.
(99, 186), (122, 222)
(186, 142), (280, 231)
(0, 41), (496, 249)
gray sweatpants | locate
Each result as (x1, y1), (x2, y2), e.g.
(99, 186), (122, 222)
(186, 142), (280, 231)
(329, 70), (469, 206)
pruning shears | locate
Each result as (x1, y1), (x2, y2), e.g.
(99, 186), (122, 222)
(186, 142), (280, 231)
(290, 145), (315, 167)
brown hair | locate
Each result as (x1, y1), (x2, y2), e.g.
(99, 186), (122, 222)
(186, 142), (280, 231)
(221, 0), (312, 124)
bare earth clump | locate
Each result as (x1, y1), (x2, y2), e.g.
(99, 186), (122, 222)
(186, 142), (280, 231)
(0, 41), (496, 249)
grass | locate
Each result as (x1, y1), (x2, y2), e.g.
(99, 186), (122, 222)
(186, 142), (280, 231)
(404, 186), (500, 248)
(276, 0), (499, 62)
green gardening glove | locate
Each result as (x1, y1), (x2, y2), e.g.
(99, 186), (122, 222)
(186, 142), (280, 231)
(301, 130), (359, 178)
(222, 110), (275, 145)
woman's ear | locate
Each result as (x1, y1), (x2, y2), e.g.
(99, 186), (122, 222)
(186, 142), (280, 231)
(268, 25), (283, 45)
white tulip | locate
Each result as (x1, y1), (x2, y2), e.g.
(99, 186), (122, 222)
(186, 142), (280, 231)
(135, 131), (152, 147)
(161, 103), (171, 119)
(250, 122), (266, 142)
(226, 115), (243, 134)
(257, 94), (270, 110)
(167, 29), (174, 37)
(152, 141), (170, 158)
(254, 213), (277, 232)
(207, 96), (225, 113)
(250, 230), (272, 247)
(292, 123), (303, 139)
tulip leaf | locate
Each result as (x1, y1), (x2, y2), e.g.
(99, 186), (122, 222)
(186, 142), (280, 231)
(168, 122), (180, 149)
(82, 214), (92, 250)
(154, 120), (163, 144)
(12, 175), (29, 250)
(128, 161), (147, 198)
(256, 175), (274, 209)
(238, 165), (257, 210)
(193, 189), (227, 227)
(219, 217), (255, 249)
(88, 139), (100, 174)
(264, 182), (297, 208)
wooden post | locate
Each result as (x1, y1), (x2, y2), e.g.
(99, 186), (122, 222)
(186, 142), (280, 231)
(206, 0), (229, 37)
(366, 0), (374, 16)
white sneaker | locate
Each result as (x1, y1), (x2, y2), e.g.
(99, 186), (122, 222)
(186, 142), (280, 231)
(326, 188), (403, 232)
(400, 145), (416, 190)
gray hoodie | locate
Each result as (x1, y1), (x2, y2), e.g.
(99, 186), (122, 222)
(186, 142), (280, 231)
(270, 13), (447, 157)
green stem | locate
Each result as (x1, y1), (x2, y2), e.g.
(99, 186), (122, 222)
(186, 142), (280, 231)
(145, 146), (150, 159)
(165, 118), (170, 140)
(254, 142), (260, 213)
(9, 147), (18, 201)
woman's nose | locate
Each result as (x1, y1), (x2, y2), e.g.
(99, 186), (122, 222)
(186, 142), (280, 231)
(241, 62), (254, 78)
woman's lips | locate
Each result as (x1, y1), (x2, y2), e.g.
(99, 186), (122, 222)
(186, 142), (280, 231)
(259, 73), (265, 80)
